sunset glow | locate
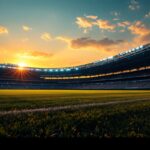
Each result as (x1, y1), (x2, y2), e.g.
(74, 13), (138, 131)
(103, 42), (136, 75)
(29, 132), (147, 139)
(18, 67), (24, 71)
(0, 0), (150, 68)
(18, 62), (27, 68)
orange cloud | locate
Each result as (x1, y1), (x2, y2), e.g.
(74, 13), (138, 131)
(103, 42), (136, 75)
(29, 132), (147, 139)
(75, 16), (117, 32)
(128, 21), (150, 36)
(118, 21), (131, 28)
(56, 36), (71, 44)
(22, 25), (32, 32)
(76, 17), (93, 28)
(86, 15), (98, 20)
(131, 31), (150, 45)
(0, 26), (8, 35)
(139, 33), (150, 43)
(30, 51), (52, 57)
(126, 21), (150, 46)
(76, 17), (94, 33)
(96, 20), (116, 31)
(41, 32), (52, 41)
(17, 50), (53, 60)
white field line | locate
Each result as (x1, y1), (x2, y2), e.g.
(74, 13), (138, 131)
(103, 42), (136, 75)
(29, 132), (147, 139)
(0, 98), (150, 116)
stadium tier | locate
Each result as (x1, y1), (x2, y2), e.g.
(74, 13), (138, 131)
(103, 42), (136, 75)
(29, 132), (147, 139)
(0, 43), (150, 89)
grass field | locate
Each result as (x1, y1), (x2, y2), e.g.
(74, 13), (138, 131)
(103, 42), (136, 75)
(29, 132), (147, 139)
(0, 90), (150, 137)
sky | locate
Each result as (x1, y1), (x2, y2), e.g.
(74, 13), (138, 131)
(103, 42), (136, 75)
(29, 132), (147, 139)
(0, 0), (150, 68)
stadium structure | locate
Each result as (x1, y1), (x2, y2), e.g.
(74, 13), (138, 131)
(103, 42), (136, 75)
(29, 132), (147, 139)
(0, 43), (150, 89)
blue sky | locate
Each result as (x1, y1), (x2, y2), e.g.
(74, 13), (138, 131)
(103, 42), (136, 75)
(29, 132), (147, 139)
(0, 0), (150, 67)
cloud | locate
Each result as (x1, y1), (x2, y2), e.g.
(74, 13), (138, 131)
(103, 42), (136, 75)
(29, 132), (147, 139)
(71, 37), (124, 49)
(56, 36), (71, 44)
(128, 21), (150, 36)
(41, 32), (52, 41)
(76, 17), (94, 29)
(129, 0), (140, 11)
(56, 35), (125, 51)
(22, 25), (32, 32)
(111, 11), (120, 21)
(111, 11), (120, 17)
(118, 21), (131, 28)
(140, 33), (150, 42)
(0, 26), (8, 35)
(75, 16), (117, 33)
(145, 12), (150, 18)
(119, 29), (126, 33)
(75, 17), (95, 33)
(75, 17), (94, 33)
(96, 19), (116, 31)
(131, 32), (150, 47)
(17, 50), (53, 60)
(127, 21), (150, 45)
(86, 15), (98, 20)
(30, 51), (53, 57)
(113, 18), (120, 21)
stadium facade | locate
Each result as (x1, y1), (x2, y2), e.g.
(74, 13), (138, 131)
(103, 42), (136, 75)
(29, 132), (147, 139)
(0, 43), (150, 89)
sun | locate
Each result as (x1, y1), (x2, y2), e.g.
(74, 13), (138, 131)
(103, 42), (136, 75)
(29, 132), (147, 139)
(18, 62), (27, 68)
(17, 62), (27, 71)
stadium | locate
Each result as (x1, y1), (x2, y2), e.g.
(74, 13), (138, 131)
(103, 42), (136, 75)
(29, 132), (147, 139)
(0, 43), (150, 89)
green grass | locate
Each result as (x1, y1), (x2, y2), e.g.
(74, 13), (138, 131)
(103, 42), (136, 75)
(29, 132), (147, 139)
(0, 90), (150, 137)
(0, 90), (150, 111)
